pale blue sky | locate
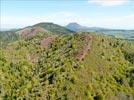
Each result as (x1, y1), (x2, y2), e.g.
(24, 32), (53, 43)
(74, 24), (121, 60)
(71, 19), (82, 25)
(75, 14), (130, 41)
(1, 0), (134, 29)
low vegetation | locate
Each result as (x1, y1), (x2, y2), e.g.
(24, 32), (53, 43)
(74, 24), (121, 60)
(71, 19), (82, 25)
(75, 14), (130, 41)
(0, 31), (18, 48)
(0, 31), (134, 100)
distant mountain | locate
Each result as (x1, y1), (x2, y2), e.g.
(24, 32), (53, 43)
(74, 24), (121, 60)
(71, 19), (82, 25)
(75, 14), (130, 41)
(66, 22), (134, 39)
(66, 22), (111, 32)
(66, 22), (91, 32)
(0, 22), (74, 47)
(1, 22), (134, 40)
(16, 22), (74, 37)
(66, 22), (84, 31)
(33, 22), (74, 34)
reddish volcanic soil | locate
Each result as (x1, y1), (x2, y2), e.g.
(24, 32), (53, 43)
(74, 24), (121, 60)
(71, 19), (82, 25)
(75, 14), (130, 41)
(76, 35), (92, 61)
(16, 27), (48, 37)
(41, 35), (57, 48)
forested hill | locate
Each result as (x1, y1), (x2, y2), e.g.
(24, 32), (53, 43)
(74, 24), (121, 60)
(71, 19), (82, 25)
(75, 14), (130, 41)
(0, 22), (133, 48)
(0, 31), (134, 99)
(15, 22), (74, 37)
(0, 23), (74, 48)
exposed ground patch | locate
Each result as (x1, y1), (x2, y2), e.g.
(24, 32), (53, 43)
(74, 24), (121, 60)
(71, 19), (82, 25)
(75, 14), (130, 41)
(75, 34), (92, 61)
(16, 27), (48, 37)
(41, 35), (57, 48)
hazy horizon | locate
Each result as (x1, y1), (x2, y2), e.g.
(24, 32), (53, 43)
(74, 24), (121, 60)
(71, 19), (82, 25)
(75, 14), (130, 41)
(1, 0), (134, 29)
(1, 22), (134, 31)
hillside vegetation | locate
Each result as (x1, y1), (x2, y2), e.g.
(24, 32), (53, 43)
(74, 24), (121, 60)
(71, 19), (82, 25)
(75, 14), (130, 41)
(0, 31), (18, 48)
(0, 32), (134, 100)
(0, 23), (74, 48)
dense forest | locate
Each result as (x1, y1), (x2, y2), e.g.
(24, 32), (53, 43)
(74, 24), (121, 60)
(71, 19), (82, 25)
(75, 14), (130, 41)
(0, 26), (134, 100)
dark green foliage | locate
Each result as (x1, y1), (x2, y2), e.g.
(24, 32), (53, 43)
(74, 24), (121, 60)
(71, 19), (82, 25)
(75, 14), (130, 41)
(0, 32), (134, 100)
(124, 52), (134, 64)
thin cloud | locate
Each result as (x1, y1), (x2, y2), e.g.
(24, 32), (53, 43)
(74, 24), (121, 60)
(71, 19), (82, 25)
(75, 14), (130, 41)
(89, 14), (134, 29)
(1, 11), (134, 29)
(1, 12), (92, 29)
(88, 0), (129, 6)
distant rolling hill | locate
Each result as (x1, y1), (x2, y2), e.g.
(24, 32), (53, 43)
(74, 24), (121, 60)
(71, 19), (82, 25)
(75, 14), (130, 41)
(0, 22), (74, 47)
(16, 22), (74, 37)
(66, 22), (108, 32)
(1, 22), (134, 48)
(1, 22), (133, 48)
(33, 22), (74, 34)
(66, 22), (134, 39)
